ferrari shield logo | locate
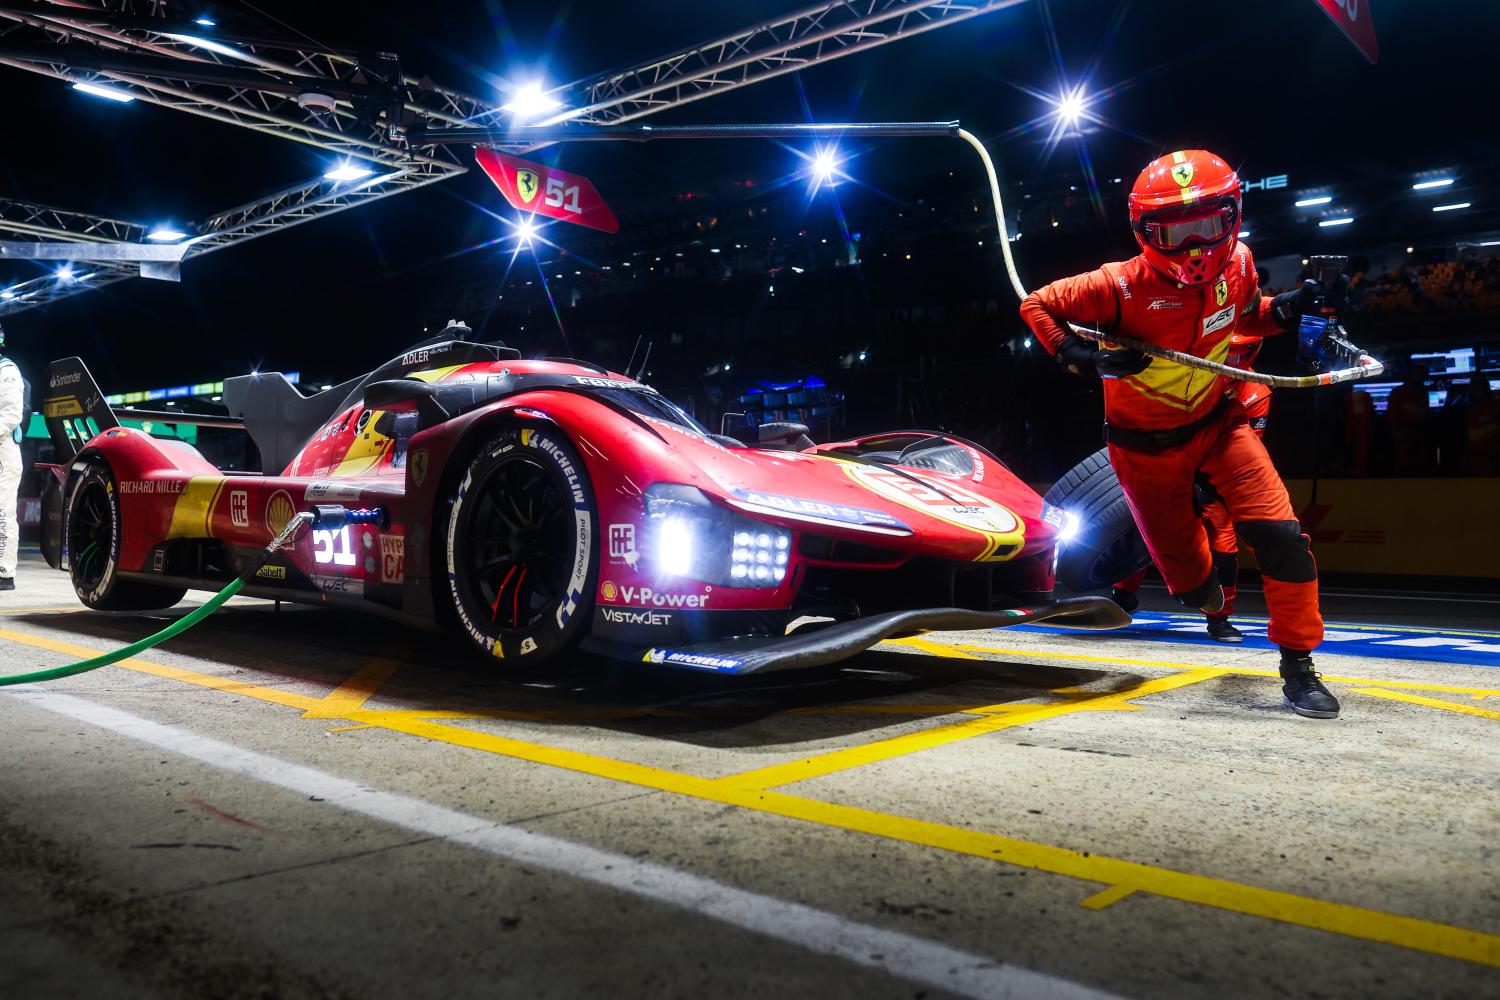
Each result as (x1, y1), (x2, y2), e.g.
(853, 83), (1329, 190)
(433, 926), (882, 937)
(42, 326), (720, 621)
(1170, 161), (1194, 187)
(1215, 277), (1229, 307)
(411, 449), (429, 487)
(515, 168), (540, 204)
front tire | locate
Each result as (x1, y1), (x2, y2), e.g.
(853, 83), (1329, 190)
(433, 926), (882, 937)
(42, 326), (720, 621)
(66, 462), (186, 611)
(443, 426), (597, 665)
(1044, 448), (1151, 592)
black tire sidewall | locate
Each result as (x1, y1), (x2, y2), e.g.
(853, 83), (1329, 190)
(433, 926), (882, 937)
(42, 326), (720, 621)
(65, 463), (123, 607)
(444, 425), (596, 664)
(1048, 447), (1153, 592)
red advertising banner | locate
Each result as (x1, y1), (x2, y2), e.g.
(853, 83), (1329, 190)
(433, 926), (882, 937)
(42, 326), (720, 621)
(474, 148), (620, 234)
(1311, 0), (1378, 63)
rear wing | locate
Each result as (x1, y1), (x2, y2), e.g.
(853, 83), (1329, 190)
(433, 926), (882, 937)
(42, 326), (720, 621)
(41, 357), (118, 459)
(42, 356), (245, 460)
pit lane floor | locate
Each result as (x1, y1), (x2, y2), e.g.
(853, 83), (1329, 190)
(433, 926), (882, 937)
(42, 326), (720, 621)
(0, 553), (1496, 999)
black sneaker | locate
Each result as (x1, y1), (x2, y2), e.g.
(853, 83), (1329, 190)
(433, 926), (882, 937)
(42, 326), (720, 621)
(0, 577), (13, 591)
(1280, 656), (1340, 719)
(1109, 588), (1139, 615)
(1206, 617), (1243, 643)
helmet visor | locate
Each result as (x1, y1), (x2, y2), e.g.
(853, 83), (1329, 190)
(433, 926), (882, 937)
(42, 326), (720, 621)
(1137, 198), (1238, 253)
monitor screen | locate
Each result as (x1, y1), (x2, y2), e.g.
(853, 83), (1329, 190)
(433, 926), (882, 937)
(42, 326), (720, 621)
(1353, 381), (1399, 413)
(1410, 347), (1475, 375)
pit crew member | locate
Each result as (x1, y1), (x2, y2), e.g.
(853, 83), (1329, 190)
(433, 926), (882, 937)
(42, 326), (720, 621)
(1020, 150), (1338, 719)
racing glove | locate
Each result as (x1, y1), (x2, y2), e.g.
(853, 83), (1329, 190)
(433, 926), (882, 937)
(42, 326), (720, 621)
(1271, 275), (1347, 331)
(1055, 334), (1150, 378)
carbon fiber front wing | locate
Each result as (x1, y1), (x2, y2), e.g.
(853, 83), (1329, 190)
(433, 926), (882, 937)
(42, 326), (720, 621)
(633, 596), (1130, 674)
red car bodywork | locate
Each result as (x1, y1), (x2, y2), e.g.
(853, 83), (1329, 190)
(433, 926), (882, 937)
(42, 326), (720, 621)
(40, 342), (1123, 672)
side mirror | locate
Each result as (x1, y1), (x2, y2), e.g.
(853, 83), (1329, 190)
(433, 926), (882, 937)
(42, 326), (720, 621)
(758, 421), (815, 451)
(364, 379), (438, 409)
(363, 379), (449, 428)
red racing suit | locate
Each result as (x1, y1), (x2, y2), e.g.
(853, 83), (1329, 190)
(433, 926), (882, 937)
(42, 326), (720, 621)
(1021, 243), (1321, 652)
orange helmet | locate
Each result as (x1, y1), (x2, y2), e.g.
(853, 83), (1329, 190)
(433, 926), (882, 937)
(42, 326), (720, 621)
(1129, 150), (1241, 286)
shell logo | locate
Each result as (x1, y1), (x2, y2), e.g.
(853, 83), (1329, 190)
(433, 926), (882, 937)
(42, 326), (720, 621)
(601, 581), (617, 601)
(264, 490), (296, 535)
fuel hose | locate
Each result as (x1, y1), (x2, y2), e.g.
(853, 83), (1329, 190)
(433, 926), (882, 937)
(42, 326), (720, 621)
(0, 510), (316, 688)
(953, 128), (1385, 388)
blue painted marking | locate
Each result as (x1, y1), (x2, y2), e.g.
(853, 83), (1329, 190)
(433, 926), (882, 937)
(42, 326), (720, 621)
(1014, 614), (1500, 668)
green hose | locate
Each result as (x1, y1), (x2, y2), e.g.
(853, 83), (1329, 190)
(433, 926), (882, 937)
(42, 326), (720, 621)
(0, 578), (246, 687)
(0, 511), (312, 688)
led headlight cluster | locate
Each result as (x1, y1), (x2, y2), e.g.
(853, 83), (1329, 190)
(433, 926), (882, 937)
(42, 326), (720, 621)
(645, 484), (791, 588)
(730, 530), (790, 583)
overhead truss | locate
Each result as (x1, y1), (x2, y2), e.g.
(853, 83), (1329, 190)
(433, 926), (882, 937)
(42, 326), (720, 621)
(1, 0), (1029, 316)
(553, 0), (1027, 125)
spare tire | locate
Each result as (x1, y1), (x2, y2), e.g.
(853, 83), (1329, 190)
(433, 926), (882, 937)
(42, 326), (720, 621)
(1043, 448), (1152, 592)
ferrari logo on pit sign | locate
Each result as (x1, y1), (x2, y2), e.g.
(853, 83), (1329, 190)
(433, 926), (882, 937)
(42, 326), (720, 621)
(516, 169), (540, 204)
(1170, 161), (1194, 187)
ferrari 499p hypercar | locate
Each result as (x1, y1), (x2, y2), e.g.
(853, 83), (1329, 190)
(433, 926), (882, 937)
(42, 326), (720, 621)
(38, 338), (1126, 674)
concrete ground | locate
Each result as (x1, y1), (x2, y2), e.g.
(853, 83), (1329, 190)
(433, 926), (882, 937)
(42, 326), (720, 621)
(1, 551), (1497, 999)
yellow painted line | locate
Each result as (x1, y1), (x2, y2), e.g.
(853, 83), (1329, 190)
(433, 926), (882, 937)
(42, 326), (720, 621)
(1079, 885), (1136, 910)
(326, 724), (373, 733)
(301, 655), (404, 719)
(718, 669), (1222, 792)
(946, 644), (1500, 698)
(0, 606), (85, 614)
(2, 628), (1499, 968)
(337, 711), (1500, 969)
(1351, 688), (1500, 722)
(0, 626), (325, 711)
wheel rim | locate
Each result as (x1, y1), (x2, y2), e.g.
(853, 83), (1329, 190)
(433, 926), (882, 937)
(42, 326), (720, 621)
(69, 481), (113, 591)
(462, 454), (575, 631)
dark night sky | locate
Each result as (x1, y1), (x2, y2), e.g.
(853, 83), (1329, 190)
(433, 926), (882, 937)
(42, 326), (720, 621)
(2, 0), (1496, 390)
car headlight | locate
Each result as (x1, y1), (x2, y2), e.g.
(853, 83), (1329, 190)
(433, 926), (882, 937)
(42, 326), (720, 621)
(645, 484), (791, 587)
(1042, 503), (1081, 544)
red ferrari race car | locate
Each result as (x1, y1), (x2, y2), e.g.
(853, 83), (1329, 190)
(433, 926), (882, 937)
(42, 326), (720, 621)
(38, 337), (1126, 674)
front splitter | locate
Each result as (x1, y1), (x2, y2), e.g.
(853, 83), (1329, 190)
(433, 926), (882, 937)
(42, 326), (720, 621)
(631, 596), (1131, 674)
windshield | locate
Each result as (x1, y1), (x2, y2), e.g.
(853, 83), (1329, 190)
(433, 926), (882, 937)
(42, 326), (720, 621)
(592, 386), (710, 436)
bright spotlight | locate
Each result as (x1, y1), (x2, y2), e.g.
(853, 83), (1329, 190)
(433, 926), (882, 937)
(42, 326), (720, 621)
(1295, 195), (1333, 207)
(57, 265), (75, 281)
(194, 17), (216, 27)
(515, 218), (538, 243)
(1412, 178), (1454, 190)
(1432, 202), (1471, 213)
(1055, 87), (1087, 126)
(72, 81), (136, 103)
(0, 289), (15, 300)
(1318, 217), (1354, 228)
(811, 148), (839, 185)
(324, 163), (375, 182)
(146, 226), (188, 242)
(501, 82), (564, 118)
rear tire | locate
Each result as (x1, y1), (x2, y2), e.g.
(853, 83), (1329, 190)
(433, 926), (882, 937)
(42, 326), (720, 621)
(66, 462), (187, 611)
(442, 426), (597, 666)
(1044, 448), (1152, 592)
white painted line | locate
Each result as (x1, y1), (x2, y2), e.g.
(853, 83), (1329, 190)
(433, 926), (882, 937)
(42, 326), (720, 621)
(6, 687), (1115, 1000)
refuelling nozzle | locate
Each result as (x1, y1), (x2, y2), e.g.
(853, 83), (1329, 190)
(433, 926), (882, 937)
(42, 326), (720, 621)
(309, 504), (388, 529)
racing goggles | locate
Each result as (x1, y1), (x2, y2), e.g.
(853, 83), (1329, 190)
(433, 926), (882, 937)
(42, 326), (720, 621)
(1135, 197), (1239, 254)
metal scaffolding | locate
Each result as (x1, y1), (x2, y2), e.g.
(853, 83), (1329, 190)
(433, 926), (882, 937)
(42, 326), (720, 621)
(553, 0), (1027, 125)
(1, 0), (1027, 315)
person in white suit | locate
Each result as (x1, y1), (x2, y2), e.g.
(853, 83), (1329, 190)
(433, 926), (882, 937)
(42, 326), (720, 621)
(0, 325), (24, 590)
